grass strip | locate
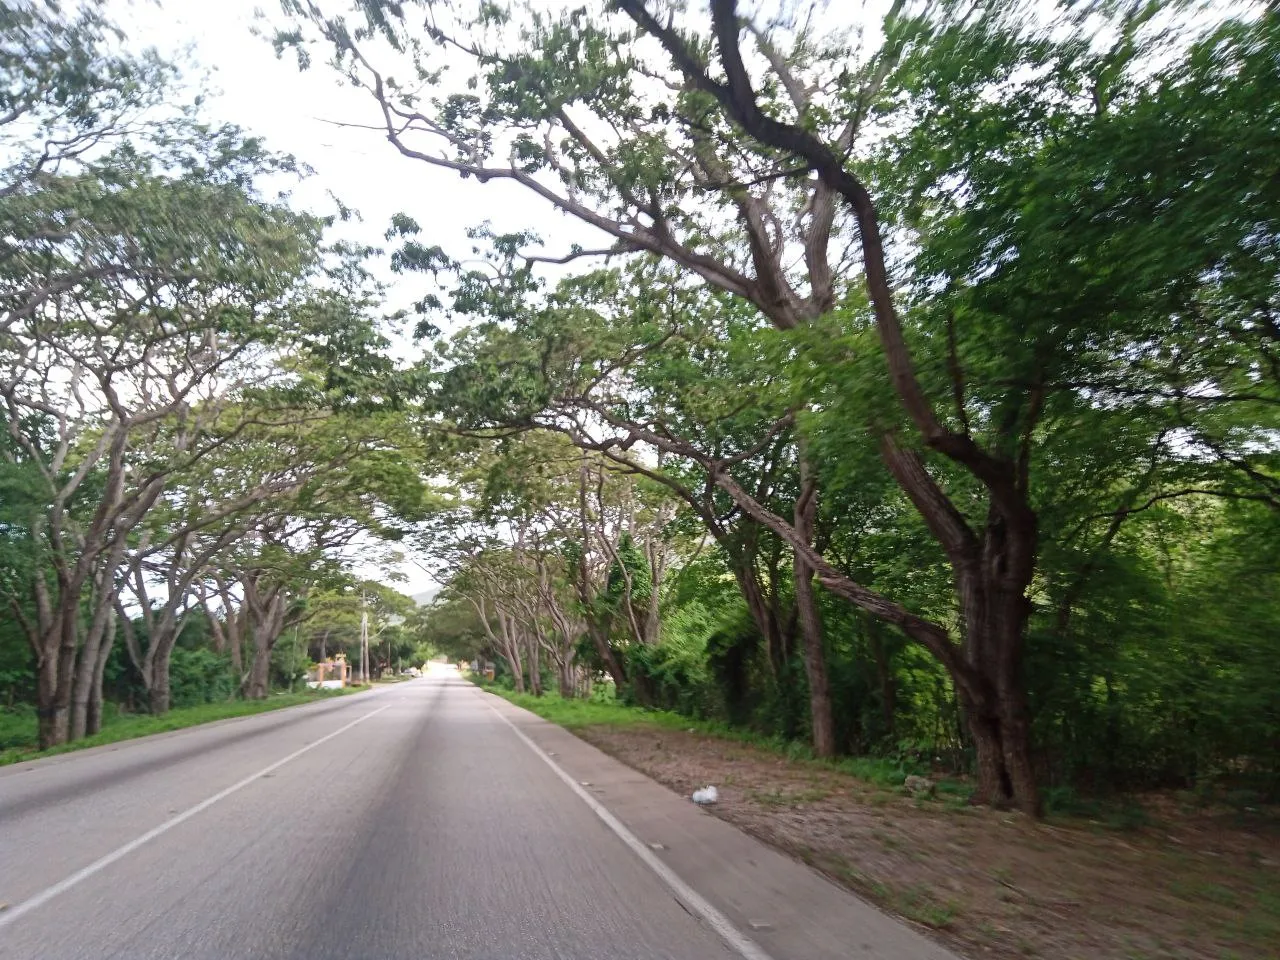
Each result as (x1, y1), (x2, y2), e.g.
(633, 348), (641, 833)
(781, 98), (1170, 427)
(0, 687), (361, 766)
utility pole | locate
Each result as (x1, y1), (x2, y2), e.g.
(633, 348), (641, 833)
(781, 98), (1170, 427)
(359, 591), (369, 685)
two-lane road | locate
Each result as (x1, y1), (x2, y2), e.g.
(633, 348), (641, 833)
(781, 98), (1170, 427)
(0, 674), (744, 960)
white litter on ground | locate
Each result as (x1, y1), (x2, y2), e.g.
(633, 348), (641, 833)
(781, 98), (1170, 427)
(691, 785), (719, 805)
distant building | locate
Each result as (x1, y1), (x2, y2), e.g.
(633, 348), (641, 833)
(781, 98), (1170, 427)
(307, 652), (349, 690)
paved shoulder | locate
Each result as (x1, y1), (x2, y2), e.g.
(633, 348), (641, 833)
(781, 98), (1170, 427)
(485, 687), (961, 960)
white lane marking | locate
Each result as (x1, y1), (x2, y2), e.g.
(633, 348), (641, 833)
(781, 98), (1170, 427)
(481, 693), (775, 960)
(0, 703), (393, 929)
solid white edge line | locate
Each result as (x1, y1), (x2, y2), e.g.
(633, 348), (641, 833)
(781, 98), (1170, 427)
(0, 702), (393, 929)
(481, 691), (776, 960)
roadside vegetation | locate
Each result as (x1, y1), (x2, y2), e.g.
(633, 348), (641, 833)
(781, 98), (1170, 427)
(0, 688), (358, 766)
(368, 0), (1280, 824)
(1, 1), (439, 753)
(486, 683), (1280, 960)
(4, 0), (1279, 955)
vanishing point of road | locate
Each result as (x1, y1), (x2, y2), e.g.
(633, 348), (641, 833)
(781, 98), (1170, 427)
(0, 670), (956, 960)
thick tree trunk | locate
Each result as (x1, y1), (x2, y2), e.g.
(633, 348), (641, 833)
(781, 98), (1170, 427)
(794, 561), (834, 757)
(230, 623), (243, 676)
(70, 648), (96, 743)
(527, 636), (542, 697)
(507, 652), (525, 693)
(955, 507), (1041, 815)
(34, 603), (81, 749)
(731, 562), (785, 674)
(36, 651), (61, 750)
(558, 660), (575, 698)
(48, 608), (79, 747)
(86, 624), (114, 736)
(963, 693), (1038, 815)
(794, 454), (836, 758)
(70, 655), (94, 742)
(245, 634), (273, 700)
(72, 584), (120, 739)
(148, 644), (173, 714)
(711, 452), (1044, 813)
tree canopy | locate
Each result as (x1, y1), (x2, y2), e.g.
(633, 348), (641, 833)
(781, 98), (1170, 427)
(3, 0), (1277, 817)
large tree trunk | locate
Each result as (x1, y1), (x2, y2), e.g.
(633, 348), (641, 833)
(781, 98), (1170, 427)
(70, 590), (116, 740)
(963, 681), (1037, 816)
(245, 636), (273, 700)
(244, 603), (283, 701)
(954, 505), (1040, 815)
(558, 660), (575, 698)
(148, 643), (173, 714)
(794, 455), (835, 757)
(707, 453), (1044, 814)
(229, 612), (244, 677)
(38, 605), (79, 749)
(527, 634), (542, 697)
(86, 618), (115, 736)
(242, 583), (286, 700)
(70, 599), (115, 742)
(35, 647), (61, 750)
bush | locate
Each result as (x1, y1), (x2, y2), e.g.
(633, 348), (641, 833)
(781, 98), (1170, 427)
(0, 704), (36, 750)
(168, 648), (237, 708)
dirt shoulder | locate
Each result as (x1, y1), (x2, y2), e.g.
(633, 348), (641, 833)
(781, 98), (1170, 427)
(574, 723), (1280, 960)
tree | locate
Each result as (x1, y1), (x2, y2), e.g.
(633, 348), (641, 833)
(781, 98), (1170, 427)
(0, 0), (175, 197)
(283, 0), (1278, 813)
(0, 147), (326, 744)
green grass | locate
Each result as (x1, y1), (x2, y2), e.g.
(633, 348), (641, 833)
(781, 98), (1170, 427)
(893, 884), (959, 929)
(496, 688), (695, 731)
(485, 685), (918, 789)
(0, 688), (360, 766)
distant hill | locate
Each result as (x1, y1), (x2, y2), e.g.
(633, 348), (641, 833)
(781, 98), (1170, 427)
(411, 587), (440, 606)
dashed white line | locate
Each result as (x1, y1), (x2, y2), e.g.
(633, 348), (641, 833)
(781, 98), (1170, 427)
(0, 703), (392, 929)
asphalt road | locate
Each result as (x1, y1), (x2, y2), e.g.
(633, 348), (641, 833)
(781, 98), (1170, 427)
(0, 673), (745, 960)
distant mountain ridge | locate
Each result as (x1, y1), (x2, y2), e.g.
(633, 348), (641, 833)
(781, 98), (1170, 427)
(411, 587), (440, 606)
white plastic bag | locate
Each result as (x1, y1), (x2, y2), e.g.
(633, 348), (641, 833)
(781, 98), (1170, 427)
(691, 785), (719, 805)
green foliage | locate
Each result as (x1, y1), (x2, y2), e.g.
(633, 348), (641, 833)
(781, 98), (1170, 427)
(0, 689), (356, 765)
(625, 615), (714, 717)
(1030, 500), (1280, 796)
(5, 0), (1277, 812)
(169, 649), (238, 709)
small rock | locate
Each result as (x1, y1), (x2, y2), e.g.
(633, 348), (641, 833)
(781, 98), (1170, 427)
(692, 785), (719, 805)
(904, 775), (935, 797)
